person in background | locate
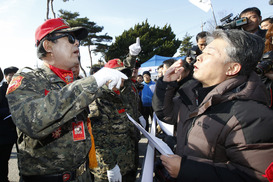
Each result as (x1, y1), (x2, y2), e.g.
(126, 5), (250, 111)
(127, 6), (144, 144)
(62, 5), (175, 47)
(89, 59), (139, 182)
(185, 31), (210, 66)
(131, 60), (145, 120)
(0, 67), (3, 82)
(156, 29), (273, 181)
(260, 17), (273, 30)
(0, 66), (19, 182)
(240, 7), (267, 38)
(137, 74), (143, 83)
(131, 61), (141, 82)
(141, 70), (155, 131)
(264, 24), (273, 53)
(257, 24), (273, 109)
(90, 66), (101, 75)
(6, 18), (127, 182)
(89, 38), (143, 182)
(162, 59), (175, 76)
(157, 64), (164, 78)
(196, 31), (209, 52)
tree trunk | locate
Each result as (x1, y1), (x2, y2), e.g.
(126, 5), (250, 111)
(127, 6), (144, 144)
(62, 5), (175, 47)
(51, 0), (56, 18)
(88, 45), (93, 67)
(46, 0), (50, 19)
(79, 63), (87, 77)
(78, 52), (87, 77)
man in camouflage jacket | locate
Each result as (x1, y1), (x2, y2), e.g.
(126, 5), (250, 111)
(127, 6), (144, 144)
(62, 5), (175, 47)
(89, 82), (138, 182)
(89, 39), (145, 182)
(6, 18), (127, 182)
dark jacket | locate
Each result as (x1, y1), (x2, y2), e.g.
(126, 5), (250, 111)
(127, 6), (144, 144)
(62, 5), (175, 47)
(0, 82), (17, 145)
(0, 68), (3, 82)
(255, 28), (267, 39)
(154, 72), (273, 181)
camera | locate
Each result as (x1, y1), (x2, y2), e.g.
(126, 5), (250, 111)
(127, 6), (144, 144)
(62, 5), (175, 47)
(183, 46), (202, 71)
(217, 13), (248, 30)
(255, 51), (273, 75)
(135, 82), (144, 91)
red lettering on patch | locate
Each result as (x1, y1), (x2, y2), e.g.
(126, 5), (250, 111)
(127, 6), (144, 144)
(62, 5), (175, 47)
(6, 76), (24, 95)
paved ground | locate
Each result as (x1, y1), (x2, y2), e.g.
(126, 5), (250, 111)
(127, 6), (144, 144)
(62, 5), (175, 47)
(8, 145), (20, 182)
(8, 136), (148, 182)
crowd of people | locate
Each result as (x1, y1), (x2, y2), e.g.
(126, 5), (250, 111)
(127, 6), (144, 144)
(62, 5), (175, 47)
(0, 5), (273, 182)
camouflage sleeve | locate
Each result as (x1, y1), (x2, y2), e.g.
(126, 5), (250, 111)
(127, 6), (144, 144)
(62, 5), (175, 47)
(122, 54), (137, 69)
(120, 80), (141, 120)
(6, 72), (100, 139)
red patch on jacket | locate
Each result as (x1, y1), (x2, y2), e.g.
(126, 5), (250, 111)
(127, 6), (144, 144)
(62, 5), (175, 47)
(114, 90), (120, 95)
(118, 109), (125, 114)
(263, 162), (273, 182)
(6, 76), (24, 95)
(45, 89), (50, 96)
(132, 86), (137, 93)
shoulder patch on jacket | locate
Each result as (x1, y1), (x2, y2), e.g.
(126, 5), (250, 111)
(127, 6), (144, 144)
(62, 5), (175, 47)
(6, 76), (24, 95)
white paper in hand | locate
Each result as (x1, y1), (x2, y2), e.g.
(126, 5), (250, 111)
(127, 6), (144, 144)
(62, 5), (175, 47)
(126, 113), (174, 155)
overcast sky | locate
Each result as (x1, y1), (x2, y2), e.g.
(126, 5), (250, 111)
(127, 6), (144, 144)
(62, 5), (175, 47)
(0, 0), (272, 72)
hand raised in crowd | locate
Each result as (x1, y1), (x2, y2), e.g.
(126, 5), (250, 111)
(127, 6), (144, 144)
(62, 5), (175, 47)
(163, 59), (189, 82)
(160, 154), (182, 178)
(129, 37), (141, 56)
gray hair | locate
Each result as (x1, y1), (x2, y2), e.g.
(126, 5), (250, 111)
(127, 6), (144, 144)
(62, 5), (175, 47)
(206, 29), (265, 75)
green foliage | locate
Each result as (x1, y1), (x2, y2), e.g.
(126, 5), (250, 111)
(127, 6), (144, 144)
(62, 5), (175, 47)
(59, 10), (112, 54)
(105, 20), (181, 63)
(178, 33), (193, 56)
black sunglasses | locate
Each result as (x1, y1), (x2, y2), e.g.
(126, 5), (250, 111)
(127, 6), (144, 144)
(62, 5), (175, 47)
(47, 34), (79, 44)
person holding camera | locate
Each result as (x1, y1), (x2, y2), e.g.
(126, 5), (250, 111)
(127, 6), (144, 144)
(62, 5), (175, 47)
(184, 31), (210, 74)
(154, 29), (273, 181)
(239, 7), (267, 39)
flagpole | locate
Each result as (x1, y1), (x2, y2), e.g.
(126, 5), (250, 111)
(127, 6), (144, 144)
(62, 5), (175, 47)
(210, 2), (217, 26)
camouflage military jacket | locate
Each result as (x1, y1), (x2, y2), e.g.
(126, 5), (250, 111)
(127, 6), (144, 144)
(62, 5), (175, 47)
(89, 85), (137, 179)
(120, 54), (141, 121)
(6, 64), (99, 176)
(120, 79), (141, 121)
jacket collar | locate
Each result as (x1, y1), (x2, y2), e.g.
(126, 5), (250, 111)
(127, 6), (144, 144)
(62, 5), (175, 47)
(189, 72), (269, 118)
(41, 64), (65, 84)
